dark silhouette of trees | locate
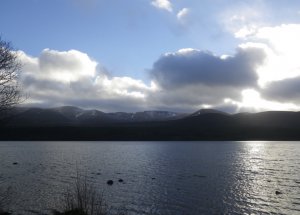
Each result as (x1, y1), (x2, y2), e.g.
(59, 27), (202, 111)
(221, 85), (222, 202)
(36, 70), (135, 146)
(0, 37), (21, 118)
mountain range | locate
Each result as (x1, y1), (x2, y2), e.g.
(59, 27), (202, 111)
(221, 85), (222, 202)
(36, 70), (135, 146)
(1, 106), (300, 140)
(3, 106), (189, 126)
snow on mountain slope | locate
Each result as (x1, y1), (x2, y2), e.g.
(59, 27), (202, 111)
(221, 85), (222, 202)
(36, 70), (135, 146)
(8, 106), (189, 126)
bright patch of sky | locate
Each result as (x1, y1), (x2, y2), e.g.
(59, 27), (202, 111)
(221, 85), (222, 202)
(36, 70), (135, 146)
(1, 0), (300, 112)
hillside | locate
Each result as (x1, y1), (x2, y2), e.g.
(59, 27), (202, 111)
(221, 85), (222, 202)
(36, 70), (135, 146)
(1, 106), (300, 140)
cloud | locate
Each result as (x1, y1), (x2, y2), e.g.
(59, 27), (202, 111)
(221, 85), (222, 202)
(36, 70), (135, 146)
(39, 49), (97, 82)
(147, 83), (245, 112)
(151, 47), (264, 89)
(177, 8), (190, 23)
(18, 23), (300, 113)
(18, 49), (156, 112)
(148, 47), (265, 110)
(228, 24), (300, 111)
(236, 24), (300, 87)
(18, 49), (97, 83)
(234, 25), (258, 38)
(224, 5), (300, 86)
(18, 46), (266, 113)
(262, 77), (300, 104)
(226, 88), (299, 112)
(221, 4), (264, 38)
(151, 0), (172, 12)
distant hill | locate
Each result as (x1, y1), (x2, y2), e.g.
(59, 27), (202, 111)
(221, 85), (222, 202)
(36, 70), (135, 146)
(2, 106), (187, 126)
(1, 106), (300, 140)
(189, 108), (229, 117)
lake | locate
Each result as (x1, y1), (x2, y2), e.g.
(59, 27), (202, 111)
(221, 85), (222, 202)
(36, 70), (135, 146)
(0, 141), (299, 215)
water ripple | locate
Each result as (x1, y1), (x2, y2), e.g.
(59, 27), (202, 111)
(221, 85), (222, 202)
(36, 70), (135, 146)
(0, 141), (299, 215)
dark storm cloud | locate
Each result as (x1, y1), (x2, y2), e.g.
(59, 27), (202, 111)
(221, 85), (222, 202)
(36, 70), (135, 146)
(262, 77), (300, 103)
(150, 47), (265, 89)
(146, 47), (266, 110)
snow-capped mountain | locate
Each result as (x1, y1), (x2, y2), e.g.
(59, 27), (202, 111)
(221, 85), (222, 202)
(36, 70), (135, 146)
(6, 106), (187, 126)
(51, 106), (112, 124)
(189, 109), (229, 117)
(108, 110), (186, 122)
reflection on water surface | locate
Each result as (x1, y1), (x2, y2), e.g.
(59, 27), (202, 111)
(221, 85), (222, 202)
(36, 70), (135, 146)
(0, 141), (299, 214)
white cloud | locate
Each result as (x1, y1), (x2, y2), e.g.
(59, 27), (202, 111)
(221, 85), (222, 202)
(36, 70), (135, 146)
(18, 49), (157, 112)
(223, 20), (300, 87)
(228, 24), (300, 111)
(234, 25), (258, 38)
(19, 49), (97, 84)
(151, 0), (172, 12)
(149, 22), (300, 112)
(41, 49), (97, 82)
(94, 75), (155, 99)
(241, 24), (300, 87)
(222, 5), (264, 38)
(177, 8), (190, 23)
(18, 47), (265, 113)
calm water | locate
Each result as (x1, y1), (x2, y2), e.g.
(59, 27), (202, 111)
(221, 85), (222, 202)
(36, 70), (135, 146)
(0, 141), (299, 215)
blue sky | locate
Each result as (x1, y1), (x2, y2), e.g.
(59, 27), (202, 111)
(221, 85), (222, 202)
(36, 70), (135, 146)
(0, 0), (244, 78)
(2, 0), (300, 112)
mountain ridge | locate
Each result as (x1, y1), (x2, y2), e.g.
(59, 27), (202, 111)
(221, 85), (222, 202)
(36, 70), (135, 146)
(2, 106), (300, 140)
(3, 106), (190, 126)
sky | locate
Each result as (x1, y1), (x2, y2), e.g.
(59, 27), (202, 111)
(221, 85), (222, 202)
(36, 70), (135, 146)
(1, 0), (300, 113)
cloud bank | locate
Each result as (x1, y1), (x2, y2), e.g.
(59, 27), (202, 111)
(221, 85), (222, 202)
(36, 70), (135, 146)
(18, 45), (266, 113)
(147, 47), (265, 111)
(151, 47), (264, 88)
(18, 49), (156, 112)
(17, 23), (300, 113)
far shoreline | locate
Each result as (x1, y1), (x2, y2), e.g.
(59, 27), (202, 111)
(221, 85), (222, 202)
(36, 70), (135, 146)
(1, 126), (300, 141)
